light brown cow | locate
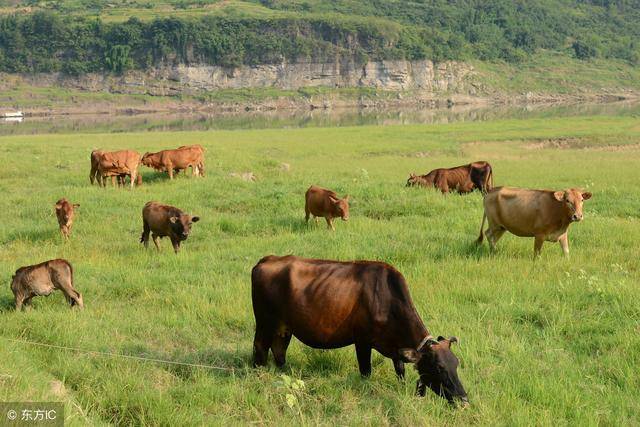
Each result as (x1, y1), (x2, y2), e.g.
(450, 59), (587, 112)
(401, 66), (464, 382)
(304, 185), (350, 231)
(91, 149), (141, 188)
(54, 198), (79, 240)
(11, 259), (83, 311)
(476, 186), (592, 257)
(141, 145), (205, 179)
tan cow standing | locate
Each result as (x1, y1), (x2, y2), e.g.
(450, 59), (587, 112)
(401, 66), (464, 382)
(11, 259), (83, 310)
(55, 198), (79, 240)
(477, 186), (592, 257)
(305, 185), (350, 231)
(141, 145), (205, 179)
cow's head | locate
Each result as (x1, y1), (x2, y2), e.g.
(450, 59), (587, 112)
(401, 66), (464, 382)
(141, 152), (155, 167)
(330, 195), (349, 221)
(406, 173), (419, 187)
(55, 200), (78, 224)
(169, 214), (200, 240)
(399, 336), (468, 407)
(553, 189), (592, 222)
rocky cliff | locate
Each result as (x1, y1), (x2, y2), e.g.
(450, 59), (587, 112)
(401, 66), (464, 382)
(12, 59), (477, 96)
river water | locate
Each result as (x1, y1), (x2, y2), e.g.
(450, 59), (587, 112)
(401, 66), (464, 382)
(1, 101), (638, 136)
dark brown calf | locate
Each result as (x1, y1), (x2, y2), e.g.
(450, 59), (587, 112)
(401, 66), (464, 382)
(407, 161), (493, 194)
(140, 201), (200, 253)
(304, 185), (350, 231)
(11, 259), (83, 310)
(55, 198), (79, 240)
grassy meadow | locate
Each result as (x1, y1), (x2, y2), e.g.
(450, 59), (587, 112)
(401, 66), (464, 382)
(0, 114), (639, 425)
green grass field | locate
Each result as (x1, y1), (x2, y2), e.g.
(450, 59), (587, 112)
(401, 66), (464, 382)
(1, 114), (639, 425)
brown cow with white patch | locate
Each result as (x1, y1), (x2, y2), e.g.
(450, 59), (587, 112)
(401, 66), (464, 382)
(141, 145), (205, 179)
(304, 185), (350, 231)
(476, 186), (592, 257)
(55, 198), (79, 240)
(140, 201), (200, 253)
(407, 161), (493, 194)
(11, 259), (83, 310)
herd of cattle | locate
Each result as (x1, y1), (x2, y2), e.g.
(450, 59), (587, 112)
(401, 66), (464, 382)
(9, 151), (593, 407)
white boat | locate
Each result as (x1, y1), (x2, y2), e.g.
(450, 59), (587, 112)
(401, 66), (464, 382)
(1, 111), (24, 118)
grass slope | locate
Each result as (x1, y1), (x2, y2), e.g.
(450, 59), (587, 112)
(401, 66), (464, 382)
(0, 115), (639, 425)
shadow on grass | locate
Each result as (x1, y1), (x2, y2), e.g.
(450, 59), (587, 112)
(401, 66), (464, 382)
(0, 295), (16, 313)
(2, 228), (57, 244)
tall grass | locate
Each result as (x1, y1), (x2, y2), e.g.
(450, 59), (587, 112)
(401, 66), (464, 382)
(0, 115), (639, 425)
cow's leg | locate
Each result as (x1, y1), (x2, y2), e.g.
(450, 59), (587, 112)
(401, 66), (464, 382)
(393, 359), (405, 379)
(325, 217), (335, 231)
(253, 326), (275, 367)
(22, 296), (34, 311)
(152, 233), (160, 251)
(534, 235), (545, 258)
(271, 331), (292, 368)
(129, 170), (137, 189)
(559, 233), (570, 256)
(170, 237), (180, 253)
(141, 221), (151, 248)
(198, 163), (205, 177)
(63, 289), (83, 309)
(355, 342), (372, 377)
(167, 164), (174, 180)
(14, 295), (23, 311)
(486, 226), (505, 251)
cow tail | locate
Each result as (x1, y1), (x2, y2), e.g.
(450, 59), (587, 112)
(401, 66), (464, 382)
(488, 165), (494, 192)
(476, 212), (486, 245)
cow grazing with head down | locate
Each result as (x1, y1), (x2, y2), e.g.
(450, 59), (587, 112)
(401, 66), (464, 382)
(477, 186), (592, 258)
(407, 161), (493, 194)
(252, 255), (469, 406)
(140, 201), (200, 254)
(91, 149), (141, 188)
(11, 259), (83, 311)
(55, 198), (79, 240)
(141, 145), (205, 179)
(304, 185), (350, 231)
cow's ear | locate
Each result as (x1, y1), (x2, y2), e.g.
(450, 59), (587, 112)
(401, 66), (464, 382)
(582, 192), (592, 201)
(398, 348), (421, 363)
(553, 191), (565, 202)
(169, 216), (179, 223)
(329, 196), (340, 204)
(55, 203), (62, 209)
(73, 204), (80, 208)
(343, 195), (350, 202)
(191, 216), (200, 223)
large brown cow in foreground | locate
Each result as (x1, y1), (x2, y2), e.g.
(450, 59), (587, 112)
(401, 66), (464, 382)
(407, 161), (493, 194)
(140, 201), (200, 253)
(11, 259), (83, 310)
(305, 185), (350, 230)
(54, 198), (79, 240)
(251, 255), (469, 405)
(141, 145), (205, 179)
(90, 149), (141, 188)
(477, 187), (592, 258)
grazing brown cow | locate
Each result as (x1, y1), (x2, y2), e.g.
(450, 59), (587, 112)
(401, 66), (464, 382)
(91, 149), (141, 188)
(11, 259), (83, 311)
(141, 145), (205, 179)
(252, 255), (468, 405)
(477, 186), (592, 258)
(140, 201), (200, 253)
(407, 161), (493, 194)
(54, 198), (79, 240)
(304, 185), (350, 231)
